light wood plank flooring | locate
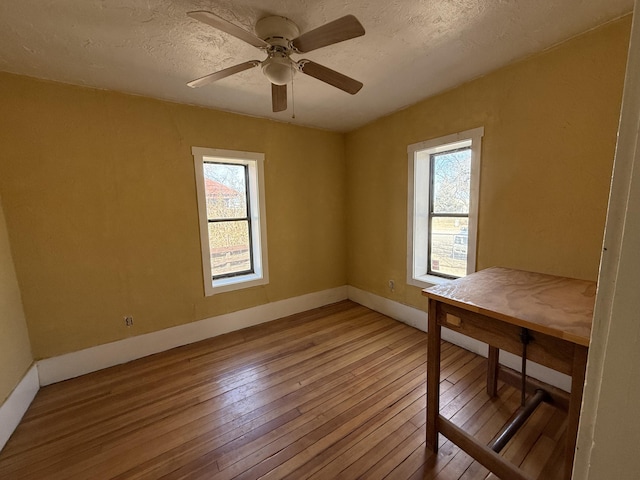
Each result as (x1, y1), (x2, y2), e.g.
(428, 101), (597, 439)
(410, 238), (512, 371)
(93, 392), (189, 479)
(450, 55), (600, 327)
(0, 300), (566, 479)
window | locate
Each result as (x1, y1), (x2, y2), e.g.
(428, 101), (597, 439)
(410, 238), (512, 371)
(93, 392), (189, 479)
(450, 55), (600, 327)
(407, 127), (483, 286)
(192, 147), (268, 295)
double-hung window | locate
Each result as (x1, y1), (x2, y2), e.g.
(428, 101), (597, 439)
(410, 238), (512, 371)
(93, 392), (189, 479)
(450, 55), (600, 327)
(407, 127), (483, 286)
(192, 147), (268, 295)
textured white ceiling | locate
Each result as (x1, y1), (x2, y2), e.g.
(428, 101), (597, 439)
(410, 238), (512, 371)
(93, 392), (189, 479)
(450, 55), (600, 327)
(0, 0), (633, 131)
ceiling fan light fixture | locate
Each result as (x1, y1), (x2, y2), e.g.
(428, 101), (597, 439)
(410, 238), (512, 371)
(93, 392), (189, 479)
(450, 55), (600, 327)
(262, 55), (294, 85)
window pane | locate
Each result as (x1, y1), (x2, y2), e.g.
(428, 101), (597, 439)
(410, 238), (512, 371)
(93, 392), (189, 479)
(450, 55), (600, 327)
(209, 221), (252, 277)
(430, 217), (469, 278)
(432, 148), (471, 214)
(203, 163), (248, 219)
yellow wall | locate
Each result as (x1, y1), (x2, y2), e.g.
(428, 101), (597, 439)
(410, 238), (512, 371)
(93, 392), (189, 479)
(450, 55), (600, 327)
(0, 74), (347, 359)
(345, 16), (631, 310)
(0, 195), (33, 403)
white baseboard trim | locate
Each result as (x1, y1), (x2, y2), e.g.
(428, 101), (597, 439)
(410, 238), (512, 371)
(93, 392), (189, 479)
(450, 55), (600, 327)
(0, 364), (39, 452)
(37, 286), (348, 386)
(33, 283), (570, 390)
(347, 286), (571, 392)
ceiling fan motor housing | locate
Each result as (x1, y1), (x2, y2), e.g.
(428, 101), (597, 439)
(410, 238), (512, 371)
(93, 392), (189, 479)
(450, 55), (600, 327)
(255, 16), (300, 47)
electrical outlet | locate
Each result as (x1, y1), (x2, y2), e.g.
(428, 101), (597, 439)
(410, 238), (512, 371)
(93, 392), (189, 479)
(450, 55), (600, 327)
(124, 316), (134, 327)
(388, 279), (395, 292)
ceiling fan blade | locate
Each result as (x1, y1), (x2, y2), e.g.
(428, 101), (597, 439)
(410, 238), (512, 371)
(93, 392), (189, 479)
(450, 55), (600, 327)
(187, 60), (260, 88)
(187, 11), (269, 49)
(298, 60), (363, 95)
(291, 15), (365, 53)
(272, 84), (287, 112)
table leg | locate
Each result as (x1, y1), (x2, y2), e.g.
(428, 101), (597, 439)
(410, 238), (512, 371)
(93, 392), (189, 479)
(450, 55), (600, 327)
(487, 345), (499, 397)
(427, 299), (442, 452)
(564, 345), (588, 479)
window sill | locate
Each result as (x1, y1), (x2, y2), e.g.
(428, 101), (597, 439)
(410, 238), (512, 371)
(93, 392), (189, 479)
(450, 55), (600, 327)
(207, 272), (267, 295)
(408, 274), (456, 289)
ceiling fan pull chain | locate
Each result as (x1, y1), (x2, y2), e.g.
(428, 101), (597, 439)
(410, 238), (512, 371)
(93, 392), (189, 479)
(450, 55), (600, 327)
(291, 64), (296, 119)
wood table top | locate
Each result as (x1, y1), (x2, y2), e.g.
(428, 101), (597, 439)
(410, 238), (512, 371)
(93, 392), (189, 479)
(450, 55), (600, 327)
(422, 267), (595, 346)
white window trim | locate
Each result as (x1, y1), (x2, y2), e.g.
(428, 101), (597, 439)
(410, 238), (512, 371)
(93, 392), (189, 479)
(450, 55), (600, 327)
(192, 147), (269, 295)
(407, 127), (483, 288)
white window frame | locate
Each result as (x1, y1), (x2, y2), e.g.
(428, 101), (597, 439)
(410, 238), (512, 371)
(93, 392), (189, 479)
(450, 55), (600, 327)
(192, 147), (269, 295)
(407, 127), (483, 287)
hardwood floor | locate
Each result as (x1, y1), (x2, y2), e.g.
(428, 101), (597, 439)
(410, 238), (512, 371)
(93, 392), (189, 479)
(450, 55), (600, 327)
(0, 300), (566, 479)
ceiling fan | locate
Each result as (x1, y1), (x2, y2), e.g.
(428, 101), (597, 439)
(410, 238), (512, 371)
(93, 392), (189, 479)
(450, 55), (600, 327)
(186, 11), (365, 112)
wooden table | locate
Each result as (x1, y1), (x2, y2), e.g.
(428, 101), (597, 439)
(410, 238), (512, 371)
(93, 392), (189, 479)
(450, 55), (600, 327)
(422, 267), (595, 480)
